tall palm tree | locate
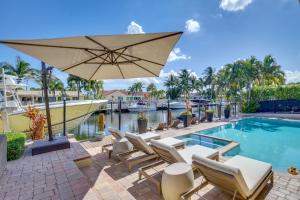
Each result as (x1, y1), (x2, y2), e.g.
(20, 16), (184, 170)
(0, 56), (39, 84)
(67, 74), (84, 99)
(146, 83), (157, 100)
(49, 78), (64, 98)
(178, 69), (192, 99)
(255, 55), (285, 101)
(128, 82), (144, 100)
(202, 66), (215, 100)
(164, 74), (180, 100)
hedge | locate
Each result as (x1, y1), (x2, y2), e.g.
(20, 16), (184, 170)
(0, 132), (26, 161)
(241, 83), (300, 113)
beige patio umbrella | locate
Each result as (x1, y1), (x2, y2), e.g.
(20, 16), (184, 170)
(0, 32), (183, 140)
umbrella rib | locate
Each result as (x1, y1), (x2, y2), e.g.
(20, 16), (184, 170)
(62, 51), (108, 72)
(113, 31), (183, 52)
(113, 48), (127, 63)
(111, 53), (125, 78)
(114, 52), (158, 77)
(85, 36), (110, 51)
(0, 41), (106, 51)
(120, 53), (164, 66)
(115, 63), (125, 79)
(85, 49), (110, 63)
(88, 54), (110, 81)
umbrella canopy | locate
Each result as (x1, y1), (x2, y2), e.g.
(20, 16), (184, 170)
(0, 32), (182, 80)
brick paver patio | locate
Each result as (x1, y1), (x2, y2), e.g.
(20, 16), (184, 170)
(0, 121), (299, 200)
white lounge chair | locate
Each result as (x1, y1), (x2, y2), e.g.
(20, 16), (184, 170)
(109, 127), (160, 141)
(102, 128), (161, 158)
(190, 155), (273, 200)
(150, 139), (219, 165)
(121, 132), (184, 172)
(139, 140), (219, 194)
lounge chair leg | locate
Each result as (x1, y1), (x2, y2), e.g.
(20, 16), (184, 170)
(138, 171), (142, 180)
(232, 190), (237, 200)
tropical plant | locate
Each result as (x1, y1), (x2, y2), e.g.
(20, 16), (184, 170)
(0, 56), (39, 84)
(49, 78), (64, 97)
(164, 74), (181, 100)
(202, 66), (215, 99)
(67, 74), (84, 99)
(128, 82), (144, 99)
(24, 106), (46, 140)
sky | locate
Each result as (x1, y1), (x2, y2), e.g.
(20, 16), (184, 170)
(0, 0), (300, 90)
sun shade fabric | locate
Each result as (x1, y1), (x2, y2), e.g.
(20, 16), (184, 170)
(0, 32), (182, 80)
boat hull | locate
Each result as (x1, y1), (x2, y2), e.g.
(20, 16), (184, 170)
(0, 100), (107, 134)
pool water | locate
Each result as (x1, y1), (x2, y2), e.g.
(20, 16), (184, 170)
(199, 118), (300, 172)
(176, 134), (230, 149)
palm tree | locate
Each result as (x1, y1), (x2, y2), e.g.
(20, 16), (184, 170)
(164, 74), (180, 100)
(67, 75), (84, 99)
(178, 69), (192, 99)
(49, 78), (64, 98)
(146, 83), (157, 100)
(128, 82), (144, 100)
(0, 56), (39, 84)
(202, 66), (215, 100)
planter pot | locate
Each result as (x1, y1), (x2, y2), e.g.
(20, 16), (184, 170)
(182, 115), (192, 127)
(206, 112), (213, 122)
(138, 119), (147, 134)
(224, 109), (231, 119)
(0, 135), (7, 178)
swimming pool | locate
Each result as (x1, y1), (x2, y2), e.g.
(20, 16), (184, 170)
(198, 118), (300, 172)
(176, 134), (230, 149)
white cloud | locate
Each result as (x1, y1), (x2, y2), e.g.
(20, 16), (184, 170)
(220, 0), (252, 11)
(285, 70), (300, 83)
(127, 21), (145, 34)
(167, 48), (191, 62)
(185, 19), (200, 33)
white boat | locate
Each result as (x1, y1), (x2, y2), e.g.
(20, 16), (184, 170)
(169, 101), (186, 109)
(128, 102), (156, 112)
(0, 73), (107, 134)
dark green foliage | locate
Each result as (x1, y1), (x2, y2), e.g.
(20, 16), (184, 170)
(1, 132), (26, 161)
(241, 84), (300, 113)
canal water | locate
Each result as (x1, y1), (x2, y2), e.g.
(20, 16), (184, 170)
(69, 108), (203, 139)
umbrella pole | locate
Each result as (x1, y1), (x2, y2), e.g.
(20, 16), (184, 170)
(118, 99), (121, 130)
(41, 62), (53, 141)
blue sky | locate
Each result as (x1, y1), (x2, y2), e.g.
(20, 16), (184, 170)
(0, 0), (300, 90)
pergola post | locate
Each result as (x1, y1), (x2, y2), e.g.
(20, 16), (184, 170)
(41, 61), (53, 141)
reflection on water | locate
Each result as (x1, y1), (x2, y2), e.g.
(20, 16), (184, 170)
(69, 108), (202, 137)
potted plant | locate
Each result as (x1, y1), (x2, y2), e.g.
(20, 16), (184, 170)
(180, 111), (192, 127)
(138, 112), (148, 134)
(224, 104), (231, 119)
(206, 109), (214, 122)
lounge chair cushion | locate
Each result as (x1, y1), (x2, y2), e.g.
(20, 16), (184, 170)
(178, 145), (218, 164)
(125, 132), (154, 154)
(224, 155), (272, 195)
(139, 132), (160, 142)
(109, 127), (124, 139)
(156, 137), (184, 148)
(192, 155), (272, 197)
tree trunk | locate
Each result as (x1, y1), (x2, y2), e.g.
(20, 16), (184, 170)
(77, 83), (80, 100)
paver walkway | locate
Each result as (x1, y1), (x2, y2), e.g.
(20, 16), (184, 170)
(0, 121), (299, 200)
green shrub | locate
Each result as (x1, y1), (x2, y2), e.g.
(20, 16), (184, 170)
(241, 83), (300, 113)
(180, 111), (192, 116)
(205, 109), (214, 113)
(1, 132), (26, 161)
